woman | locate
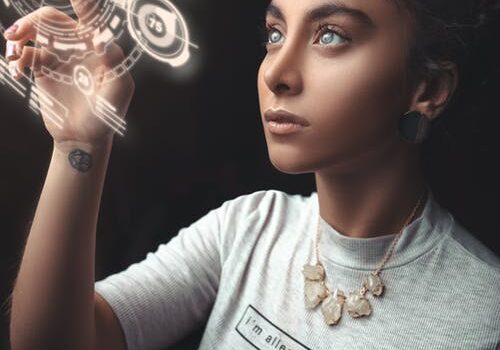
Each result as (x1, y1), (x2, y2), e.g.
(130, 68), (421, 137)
(5, 0), (500, 349)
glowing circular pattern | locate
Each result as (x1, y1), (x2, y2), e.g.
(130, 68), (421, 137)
(127, 0), (190, 66)
(73, 64), (95, 95)
(0, 0), (194, 137)
(10, 0), (125, 62)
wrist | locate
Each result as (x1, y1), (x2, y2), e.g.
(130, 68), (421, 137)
(53, 137), (114, 156)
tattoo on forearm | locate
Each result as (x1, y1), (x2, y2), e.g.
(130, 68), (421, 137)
(68, 149), (93, 173)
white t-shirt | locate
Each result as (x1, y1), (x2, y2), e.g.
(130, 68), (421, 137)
(95, 188), (500, 350)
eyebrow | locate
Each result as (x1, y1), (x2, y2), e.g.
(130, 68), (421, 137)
(266, 1), (375, 28)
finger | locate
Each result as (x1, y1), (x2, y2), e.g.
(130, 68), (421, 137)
(5, 40), (22, 61)
(3, 20), (21, 41)
(100, 42), (125, 68)
(71, 0), (100, 25)
(11, 46), (57, 80)
(3, 7), (75, 43)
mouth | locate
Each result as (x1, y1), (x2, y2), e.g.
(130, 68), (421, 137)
(264, 109), (310, 135)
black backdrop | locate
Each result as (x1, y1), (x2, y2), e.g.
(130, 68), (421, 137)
(0, 1), (498, 348)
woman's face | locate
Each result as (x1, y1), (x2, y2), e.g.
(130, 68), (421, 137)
(257, 0), (416, 175)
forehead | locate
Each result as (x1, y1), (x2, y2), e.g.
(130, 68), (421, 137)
(265, 0), (406, 27)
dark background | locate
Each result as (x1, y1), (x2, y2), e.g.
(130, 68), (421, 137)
(0, 0), (498, 349)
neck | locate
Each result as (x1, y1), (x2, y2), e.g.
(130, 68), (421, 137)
(315, 145), (427, 239)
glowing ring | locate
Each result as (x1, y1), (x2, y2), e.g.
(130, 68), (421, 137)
(127, 0), (190, 66)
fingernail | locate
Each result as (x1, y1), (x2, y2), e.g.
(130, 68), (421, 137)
(4, 23), (19, 37)
(6, 42), (18, 60)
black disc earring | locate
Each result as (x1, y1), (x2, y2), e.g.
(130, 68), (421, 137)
(398, 111), (431, 144)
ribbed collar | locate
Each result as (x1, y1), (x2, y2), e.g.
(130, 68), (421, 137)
(310, 186), (454, 271)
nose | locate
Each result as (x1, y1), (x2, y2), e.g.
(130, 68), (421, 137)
(263, 40), (304, 96)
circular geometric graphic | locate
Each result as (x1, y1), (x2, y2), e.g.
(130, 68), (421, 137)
(73, 64), (95, 96)
(127, 0), (190, 66)
(1, 0), (196, 136)
(11, 0), (125, 62)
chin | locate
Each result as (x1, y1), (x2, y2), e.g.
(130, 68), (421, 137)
(267, 147), (314, 175)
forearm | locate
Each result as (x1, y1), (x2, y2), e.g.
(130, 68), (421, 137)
(10, 138), (113, 350)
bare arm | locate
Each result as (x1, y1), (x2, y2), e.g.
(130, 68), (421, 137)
(9, 140), (126, 350)
(4, 4), (134, 348)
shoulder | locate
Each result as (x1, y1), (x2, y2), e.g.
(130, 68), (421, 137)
(220, 189), (315, 221)
(425, 193), (500, 274)
(445, 219), (500, 274)
(215, 189), (316, 259)
(441, 219), (500, 313)
(438, 220), (500, 335)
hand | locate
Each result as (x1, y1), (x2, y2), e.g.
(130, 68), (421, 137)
(3, 1), (135, 149)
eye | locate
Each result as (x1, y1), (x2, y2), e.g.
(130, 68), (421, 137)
(266, 26), (285, 45)
(315, 24), (350, 46)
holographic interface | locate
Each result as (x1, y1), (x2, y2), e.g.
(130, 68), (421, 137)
(1, 0), (198, 136)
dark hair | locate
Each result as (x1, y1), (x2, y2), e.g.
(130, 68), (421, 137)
(398, 0), (500, 146)
(401, 0), (500, 246)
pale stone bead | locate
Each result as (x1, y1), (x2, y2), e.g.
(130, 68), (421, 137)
(321, 290), (345, 325)
(302, 263), (325, 281)
(304, 279), (328, 309)
(345, 290), (372, 318)
(364, 273), (384, 297)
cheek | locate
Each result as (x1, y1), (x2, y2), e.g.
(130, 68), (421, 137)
(257, 61), (269, 110)
(305, 44), (409, 146)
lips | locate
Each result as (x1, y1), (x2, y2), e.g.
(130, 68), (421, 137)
(263, 109), (310, 135)
(264, 109), (310, 127)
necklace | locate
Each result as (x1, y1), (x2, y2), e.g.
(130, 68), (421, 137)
(302, 189), (427, 325)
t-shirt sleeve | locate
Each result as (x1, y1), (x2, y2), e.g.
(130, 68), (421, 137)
(94, 201), (227, 350)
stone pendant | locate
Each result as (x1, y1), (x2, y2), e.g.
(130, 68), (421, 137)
(304, 279), (329, 308)
(303, 263), (328, 309)
(321, 289), (345, 325)
(302, 263), (325, 281)
(303, 263), (383, 324)
(345, 290), (372, 318)
(364, 273), (384, 297)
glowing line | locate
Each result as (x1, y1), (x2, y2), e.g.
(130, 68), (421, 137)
(29, 100), (64, 129)
(2, 0), (10, 7)
(0, 61), (27, 91)
(29, 92), (39, 102)
(97, 107), (127, 130)
(96, 98), (127, 126)
(32, 86), (69, 120)
(0, 75), (27, 97)
(33, 95), (66, 124)
(38, 102), (66, 124)
(129, 12), (199, 49)
(8, 74), (28, 91)
(94, 112), (125, 136)
(99, 108), (127, 128)
(43, 114), (64, 130)
(29, 104), (41, 115)
(37, 92), (55, 108)
(96, 95), (117, 113)
(96, 105), (126, 130)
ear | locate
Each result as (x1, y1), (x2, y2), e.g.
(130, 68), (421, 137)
(409, 61), (459, 120)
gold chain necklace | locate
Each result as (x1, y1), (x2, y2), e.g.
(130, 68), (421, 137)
(302, 190), (427, 325)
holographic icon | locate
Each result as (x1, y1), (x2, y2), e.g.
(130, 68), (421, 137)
(9, 0), (126, 62)
(73, 64), (95, 96)
(0, 0), (198, 136)
(127, 0), (191, 66)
